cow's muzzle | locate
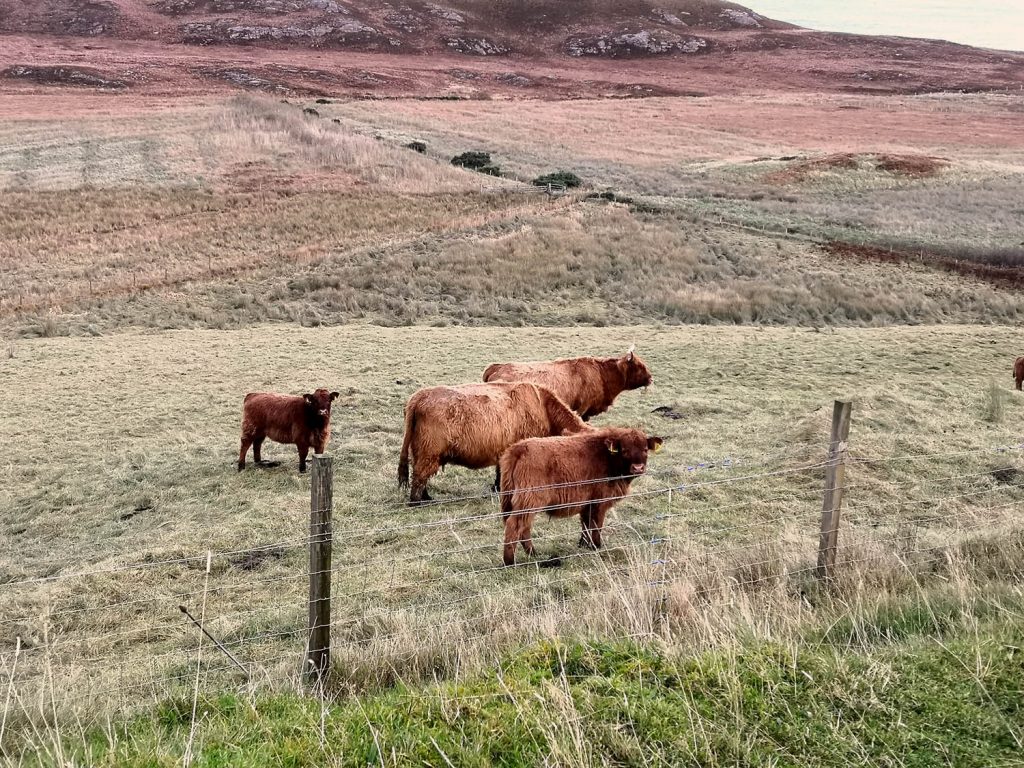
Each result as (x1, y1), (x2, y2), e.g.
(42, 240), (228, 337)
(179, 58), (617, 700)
(630, 463), (646, 475)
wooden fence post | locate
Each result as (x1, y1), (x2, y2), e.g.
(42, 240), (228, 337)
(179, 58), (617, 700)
(816, 400), (851, 580)
(307, 454), (333, 683)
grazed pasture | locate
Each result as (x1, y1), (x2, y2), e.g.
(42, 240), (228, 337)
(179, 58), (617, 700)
(2, 324), (1023, 722)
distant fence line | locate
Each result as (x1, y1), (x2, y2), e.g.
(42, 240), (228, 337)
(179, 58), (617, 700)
(1, 401), (1023, 737)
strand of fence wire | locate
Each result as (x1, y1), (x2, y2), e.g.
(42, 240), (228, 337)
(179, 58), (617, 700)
(7, 440), (1019, 587)
(0, 456), (827, 587)
(10, 523), (1021, 711)
(0, 490), (831, 642)
(6, 469), (1019, 647)
(18, 491), (1015, 667)
(14, 564), (649, 675)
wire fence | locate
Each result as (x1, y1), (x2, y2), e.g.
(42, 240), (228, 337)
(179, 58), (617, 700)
(1, 428), (1022, 739)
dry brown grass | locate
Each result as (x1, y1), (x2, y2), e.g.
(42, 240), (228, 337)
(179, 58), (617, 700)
(5, 201), (1024, 337)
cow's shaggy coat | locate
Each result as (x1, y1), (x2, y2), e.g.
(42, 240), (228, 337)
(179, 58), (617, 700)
(398, 382), (589, 504)
(238, 388), (338, 473)
(499, 427), (663, 566)
(1015, 356), (1024, 391)
(483, 350), (652, 420)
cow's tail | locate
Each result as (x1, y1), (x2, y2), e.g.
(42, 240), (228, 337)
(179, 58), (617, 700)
(482, 363), (503, 382)
(398, 403), (416, 487)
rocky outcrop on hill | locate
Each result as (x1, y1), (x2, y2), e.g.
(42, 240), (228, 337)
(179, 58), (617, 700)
(2, 64), (128, 88)
(566, 30), (709, 57)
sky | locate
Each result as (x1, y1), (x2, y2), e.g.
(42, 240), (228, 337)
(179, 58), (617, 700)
(749, 0), (1024, 52)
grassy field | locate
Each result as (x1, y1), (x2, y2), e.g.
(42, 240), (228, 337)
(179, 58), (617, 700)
(2, 323), (1023, 753)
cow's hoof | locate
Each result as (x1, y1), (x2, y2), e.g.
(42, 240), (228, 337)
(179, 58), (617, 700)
(578, 535), (597, 550)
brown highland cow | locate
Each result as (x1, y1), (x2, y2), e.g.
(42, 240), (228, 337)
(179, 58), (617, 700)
(1015, 356), (1024, 391)
(398, 382), (589, 504)
(483, 349), (652, 420)
(499, 427), (663, 566)
(238, 388), (338, 473)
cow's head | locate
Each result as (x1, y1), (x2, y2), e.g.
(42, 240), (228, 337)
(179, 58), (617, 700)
(620, 347), (653, 390)
(605, 431), (664, 476)
(303, 388), (340, 422)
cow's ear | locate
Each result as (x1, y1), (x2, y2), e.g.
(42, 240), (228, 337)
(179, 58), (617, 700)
(329, 391), (340, 401)
(605, 439), (620, 455)
(648, 436), (664, 454)
(303, 393), (315, 405)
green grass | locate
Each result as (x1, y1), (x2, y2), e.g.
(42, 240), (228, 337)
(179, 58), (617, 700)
(35, 590), (1024, 767)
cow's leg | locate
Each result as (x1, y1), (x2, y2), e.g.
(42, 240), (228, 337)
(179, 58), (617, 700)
(1017, 377), (1023, 392)
(578, 504), (598, 550)
(503, 515), (521, 566)
(410, 455), (440, 504)
(520, 513), (536, 558)
(297, 443), (310, 474)
(492, 465), (501, 492)
(238, 434), (253, 471)
(252, 435), (265, 465)
(590, 504), (609, 550)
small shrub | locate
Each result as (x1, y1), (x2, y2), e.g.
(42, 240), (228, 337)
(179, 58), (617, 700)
(302, 107), (320, 118)
(315, 98), (330, 104)
(451, 151), (492, 169)
(532, 170), (582, 189)
(983, 380), (1006, 423)
(406, 141), (427, 154)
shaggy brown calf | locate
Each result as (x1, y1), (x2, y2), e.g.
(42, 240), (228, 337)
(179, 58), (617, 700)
(238, 388), (339, 473)
(1015, 356), (1024, 391)
(398, 382), (589, 504)
(483, 349), (652, 420)
(499, 427), (663, 566)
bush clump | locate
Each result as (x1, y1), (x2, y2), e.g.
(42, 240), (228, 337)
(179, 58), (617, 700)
(451, 151), (492, 169)
(532, 170), (582, 189)
(406, 141), (427, 154)
(451, 151), (500, 177)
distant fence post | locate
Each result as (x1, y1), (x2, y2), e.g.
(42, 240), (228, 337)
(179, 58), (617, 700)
(817, 400), (852, 580)
(307, 454), (333, 684)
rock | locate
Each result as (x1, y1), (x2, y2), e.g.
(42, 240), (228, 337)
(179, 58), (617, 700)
(425, 4), (465, 24)
(2, 65), (128, 89)
(720, 9), (763, 28)
(194, 67), (290, 91)
(443, 36), (510, 55)
(495, 72), (533, 87)
(565, 30), (708, 57)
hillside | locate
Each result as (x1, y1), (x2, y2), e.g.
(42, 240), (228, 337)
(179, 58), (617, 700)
(1, 0), (1022, 97)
